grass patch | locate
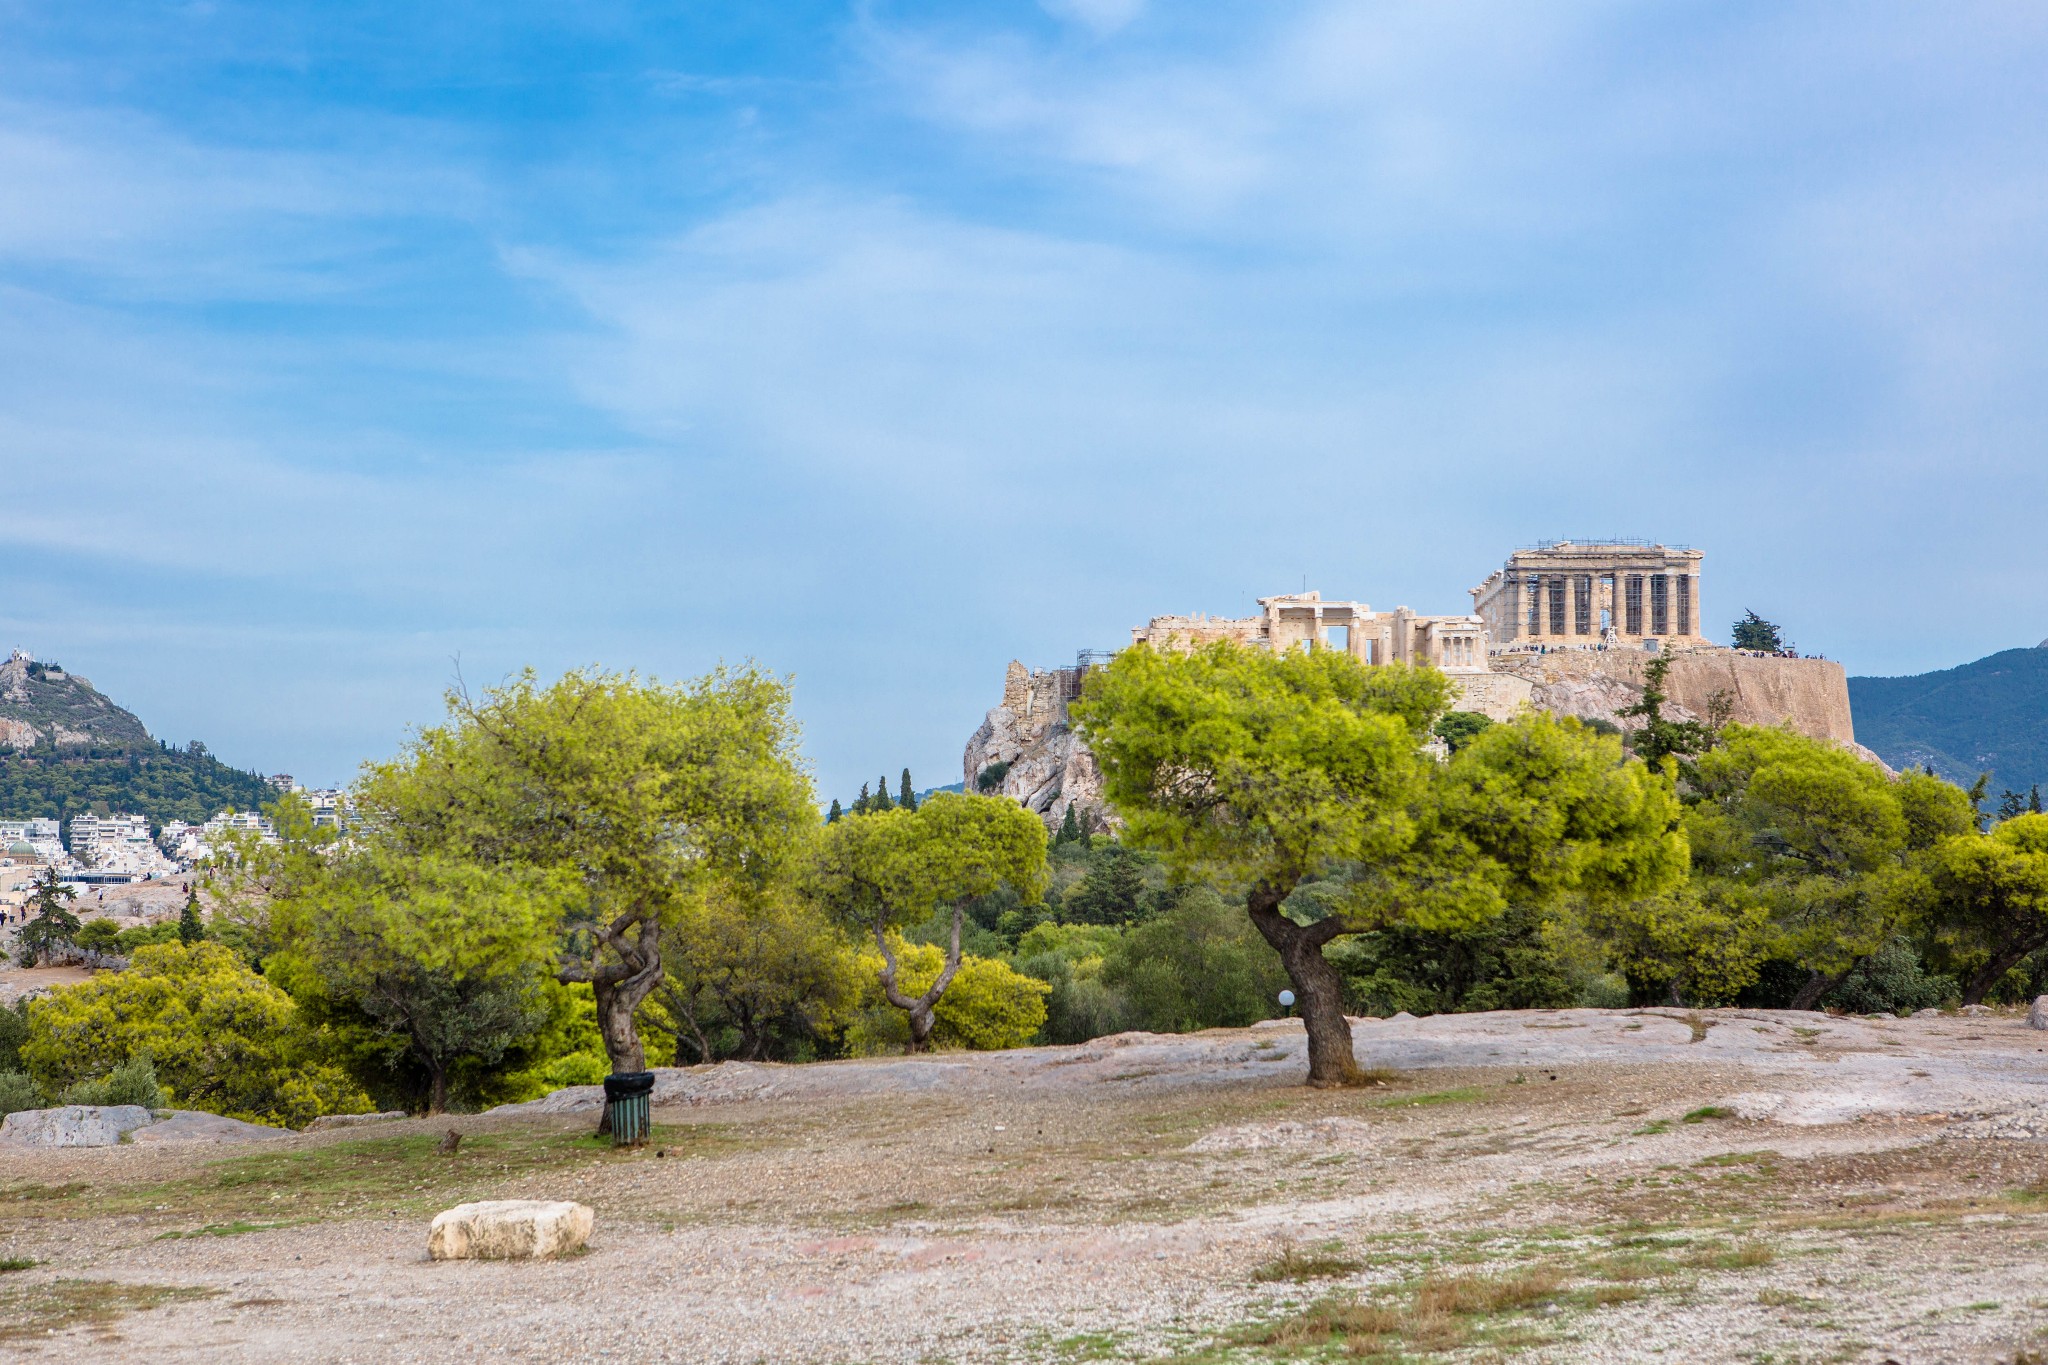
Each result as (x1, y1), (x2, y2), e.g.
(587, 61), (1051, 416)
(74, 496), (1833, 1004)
(0, 1279), (217, 1342)
(1252, 1243), (1363, 1283)
(1686, 1241), (1775, 1270)
(1683, 1106), (1734, 1123)
(1697, 1150), (1778, 1168)
(1373, 1087), (1484, 1109)
(1633, 1119), (1674, 1136)
(1230, 1267), (1565, 1359)
(0, 1259), (35, 1274)
(1, 1121), (746, 1228)
(155, 1219), (312, 1240)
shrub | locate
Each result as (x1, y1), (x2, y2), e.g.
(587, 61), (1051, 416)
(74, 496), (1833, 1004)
(0, 999), (25, 1073)
(0, 1070), (41, 1118)
(74, 919), (122, 953)
(59, 1056), (165, 1109)
(1103, 887), (1289, 1033)
(845, 940), (1049, 1053)
(21, 942), (372, 1128)
(1823, 938), (1954, 1015)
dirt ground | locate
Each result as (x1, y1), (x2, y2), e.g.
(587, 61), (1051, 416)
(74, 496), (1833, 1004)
(7, 1007), (2048, 1363)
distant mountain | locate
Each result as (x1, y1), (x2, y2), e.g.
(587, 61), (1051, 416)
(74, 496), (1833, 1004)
(1849, 646), (2048, 797)
(0, 653), (275, 835)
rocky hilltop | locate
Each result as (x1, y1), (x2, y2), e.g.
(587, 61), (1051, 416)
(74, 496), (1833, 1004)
(961, 662), (1107, 832)
(0, 653), (153, 749)
(965, 645), (1874, 830)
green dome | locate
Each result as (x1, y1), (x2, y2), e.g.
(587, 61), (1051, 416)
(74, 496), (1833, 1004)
(5, 841), (32, 855)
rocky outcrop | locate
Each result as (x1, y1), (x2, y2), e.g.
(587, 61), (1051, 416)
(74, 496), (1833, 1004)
(306, 1110), (408, 1131)
(0, 1104), (158, 1147)
(1494, 646), (1871, 754)
(960, 661), (1108, 832)
(428, 1200), (594, 1261)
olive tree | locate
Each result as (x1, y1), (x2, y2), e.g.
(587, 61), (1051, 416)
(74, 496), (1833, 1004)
(1072, 641), (1685, 1087)
(811, 792), (1046, 1051)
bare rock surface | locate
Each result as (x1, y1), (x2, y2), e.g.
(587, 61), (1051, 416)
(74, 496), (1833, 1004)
(128, 1111), (292, 1144)
(0, 1104), (156, 1147)
(305, 1110), (408, 1131)
(427, 1199), (593, 1260)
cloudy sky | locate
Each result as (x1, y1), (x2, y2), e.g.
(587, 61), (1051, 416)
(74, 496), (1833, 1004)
(3, 1), (2045, 796)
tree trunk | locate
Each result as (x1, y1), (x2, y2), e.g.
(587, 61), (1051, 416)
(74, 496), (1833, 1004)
(875, 905), (966, 1054)
(1961, 935), (2048, 1006)
(1245, 882), (1360, 1088)
(427, 1064), (448, 1117)
(568, 912), (664, 1073)
(1789, 962), (1859, 1012)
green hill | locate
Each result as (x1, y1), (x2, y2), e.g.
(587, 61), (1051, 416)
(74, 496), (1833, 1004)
(1848, 645), (2048, 797)
(0, 653), (275, 834)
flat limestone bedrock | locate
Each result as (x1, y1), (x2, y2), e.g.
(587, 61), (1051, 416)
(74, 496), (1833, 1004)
(488, 1007), (2048, 1133)
(1492, 647), (1857, 744)
(428, 1200), (594, 1261)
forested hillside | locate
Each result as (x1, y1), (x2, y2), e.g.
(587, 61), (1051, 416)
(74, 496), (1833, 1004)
(0, 654), (274, 832)
(1850, 645), (2048, 796)
(0, 742), (276, 833)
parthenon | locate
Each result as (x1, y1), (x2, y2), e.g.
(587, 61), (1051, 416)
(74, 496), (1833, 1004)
(1468, 540), (1706, 649)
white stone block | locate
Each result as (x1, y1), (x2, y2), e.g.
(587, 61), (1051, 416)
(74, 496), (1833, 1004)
(427, 1200), (593, 1261)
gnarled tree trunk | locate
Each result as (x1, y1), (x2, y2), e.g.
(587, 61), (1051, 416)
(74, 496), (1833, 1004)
(875, 904), (966, 1052)
(1246, 882), (1361, 1088)
(561, 910), (665, 1132)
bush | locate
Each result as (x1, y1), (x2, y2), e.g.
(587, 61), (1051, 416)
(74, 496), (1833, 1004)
(74, 919), (122, 953)
(58, 1056), (165, 1109)
(1823, 939), (1954, 1015)
(845, 940), (1050, 1054)
(0, 999), (25, 1073)
(1330, 904), (1578, 1017)
(0, 1070), (41, 1118)
(1102, 887), (1289, 1033)
(21, 942), (372, 1128)
(115, 922), (182, 954)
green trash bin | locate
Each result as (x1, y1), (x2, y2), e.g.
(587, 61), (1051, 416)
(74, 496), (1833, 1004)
(603, 1071), (654, 1148)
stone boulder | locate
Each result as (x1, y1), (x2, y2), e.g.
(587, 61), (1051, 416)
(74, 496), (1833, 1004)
(129, 1112), (292, 1144)
(0, 1105), (156, 1147)
(2028, 997), (2048, 1031)
(428, 1200), (594, 1261)
(306, 1111), (408, 1132)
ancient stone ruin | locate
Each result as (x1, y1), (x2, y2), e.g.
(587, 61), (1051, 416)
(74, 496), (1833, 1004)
(965, 541), (1871, 829)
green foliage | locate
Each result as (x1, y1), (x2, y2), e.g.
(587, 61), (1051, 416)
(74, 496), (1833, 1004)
(845, 938), (1049, 1053)
(1927, 812), (2048, 1003)
(177, 893), (204, 946)
(115, 921), (182, 954)
(975, 760), (1010, 793)
(59, 1056), (166, 1109)
(1055, 804), (1083, 845)
(0, 999), (26, 1072)
(1433, 710), (1495, 754)
(16, 868), (80, 966)
(1822, 938), (1953, 1015)
(1061, 843), (1150, 925)
(1330, 904), (1581, 1016)
(827, 798), (842, 824)
(353, 665), (817, 1075)
(1731, 611), (1785, 652)
(74, 919), (121, 952)
(0, 1070), (40, 1117)
(21, 943), (371, 1128)
(0, 743), (274, 833)
(660, 889), (865, 1064)
(1583, 883), (1772, 1006)
(898, 769), (917, 812)
(1101, 886), (1289, 1031)
(1619, 655), (1711, 766)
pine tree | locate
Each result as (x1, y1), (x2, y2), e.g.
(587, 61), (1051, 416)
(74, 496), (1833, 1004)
(178, 890), (205, 945)
(2033, 785), (2044, 815)
(853, 782), (870, 815)
(1057, 804), (1081, 845)
(899, 769), (917, 812)
(872, 775), (893, 812)
(16, 867), (81, 966)
(1731, 610), (1785, 653)
(827, 798), (843, 824)
(1998, 789), (2028, 821)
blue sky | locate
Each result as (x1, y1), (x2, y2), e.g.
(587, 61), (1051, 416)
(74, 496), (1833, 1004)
(3, 1), (2046, 797)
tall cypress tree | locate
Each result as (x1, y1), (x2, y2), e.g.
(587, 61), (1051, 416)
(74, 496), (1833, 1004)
(178, 890), (205, 945)
(899, 769), (917, 812)
(872, 775), (893, 812)
(1057, 804), (1081, 845)
(853, 782), (870, 815)
(827, 798), (843, 824)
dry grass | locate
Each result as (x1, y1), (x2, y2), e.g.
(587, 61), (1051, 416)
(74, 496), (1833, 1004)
(0, 1279), (217, 1342)
(1252, 1243), (1365, 1283)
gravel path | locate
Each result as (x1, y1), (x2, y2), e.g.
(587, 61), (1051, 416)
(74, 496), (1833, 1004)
(6, 1007), (2048, 1363)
